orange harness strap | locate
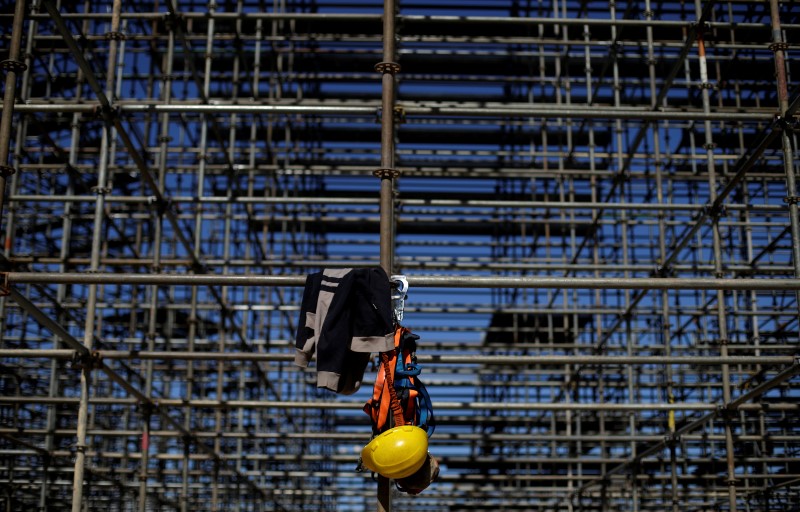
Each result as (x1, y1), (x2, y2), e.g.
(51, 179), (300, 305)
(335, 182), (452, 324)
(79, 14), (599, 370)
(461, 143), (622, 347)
(364, 326), (419, 432)
(380, 351), (406, 428)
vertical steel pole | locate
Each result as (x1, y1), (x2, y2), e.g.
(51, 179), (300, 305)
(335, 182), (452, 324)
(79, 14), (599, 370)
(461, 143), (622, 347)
(0, 0), (26, 229)
(5, 5), (54, 510)
(765, 2), (800, 503)
(137, 409), (152, 512)
(768, 0), (800, 313)
(377, 0), (398, 276)
(610, 4), (638, 509)
(232, 1), (245, 506)
(582, 22), (607, 512)
(695, 4), (737, 508)
(376, 0), (398, 509)
(69, 0), (122, 509)
(199, 6), (225, 510)
(644, 0), (680, 507)
(249, 14), (267, 512)
(136, 4), (163, 507)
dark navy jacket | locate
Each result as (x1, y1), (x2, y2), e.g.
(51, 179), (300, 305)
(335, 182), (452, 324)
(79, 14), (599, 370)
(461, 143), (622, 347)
(295, 268), (394, 394)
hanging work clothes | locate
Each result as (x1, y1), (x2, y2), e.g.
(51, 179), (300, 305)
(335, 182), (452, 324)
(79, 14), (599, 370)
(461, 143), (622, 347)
(295, 268), (395, 394)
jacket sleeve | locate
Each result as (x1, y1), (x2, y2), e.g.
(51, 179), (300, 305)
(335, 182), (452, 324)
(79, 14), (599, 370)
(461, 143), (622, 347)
(294, 271), (322, 367)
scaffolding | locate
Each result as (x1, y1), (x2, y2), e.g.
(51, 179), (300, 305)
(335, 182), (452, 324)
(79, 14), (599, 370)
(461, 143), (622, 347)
(1, 0), (799, 511)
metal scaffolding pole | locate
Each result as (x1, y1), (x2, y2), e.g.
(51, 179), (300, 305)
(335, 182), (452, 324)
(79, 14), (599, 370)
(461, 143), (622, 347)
(7, 272), (800, 290)
(40, 0), (125, 508)
(376, 0), (398, 508)
(2, 349), (796, 366)
(695, 10), (737, 508)
(12, 101), (780, 122)
(769, 0), (800, 315)
(0, 0), (25, 226)
(5, 9), (800, 34)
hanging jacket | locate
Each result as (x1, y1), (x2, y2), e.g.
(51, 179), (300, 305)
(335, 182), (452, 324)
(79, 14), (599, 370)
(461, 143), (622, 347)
(295, 267), (395, 394)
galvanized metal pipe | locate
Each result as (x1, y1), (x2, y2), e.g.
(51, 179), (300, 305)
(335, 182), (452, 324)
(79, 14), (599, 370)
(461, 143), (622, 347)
(7, 426), (800, 444)
(6, 256), (798, 276)
(1, 349), (795, 366)
(12, 102), (778, 122)
(3, 395), (799, 413)
(0, 0), (26, 230)
(6, 193), (787, 213)
(376, 0), (398, 508)
(693, 10), (739, 509)
(769, 0), (800, 320)
(38, 0), (127, 508)
(7, 11), (800, 31)
(8, 272), (800, 291)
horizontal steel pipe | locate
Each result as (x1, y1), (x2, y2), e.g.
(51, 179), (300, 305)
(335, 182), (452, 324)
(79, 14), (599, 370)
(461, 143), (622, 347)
(8, 452), (800, 469)
(6, 469), (797, 484)
(5, 255), (797, 276)
(0, 349), (76, 358)
(4, 272), (307, 287)
(7, 272), (800, 291)
(15, 102), (777, 122)
(6, 11), (800, 31)
(1, 349), (794, 367)
(9, 427), (800, 444)
(6, 427), (800, 444)
(2, 396), (798, 412)
(6, 451), (800, 469)
(409, 276), (800, 290)
(6, 193), (786, 213)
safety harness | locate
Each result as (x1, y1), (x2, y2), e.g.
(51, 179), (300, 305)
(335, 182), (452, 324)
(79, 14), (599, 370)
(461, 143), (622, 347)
(363, 326), (435, 437)
(358, 277), (439, 494)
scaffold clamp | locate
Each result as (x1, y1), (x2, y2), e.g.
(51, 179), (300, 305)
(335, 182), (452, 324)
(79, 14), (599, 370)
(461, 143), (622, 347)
(0, 272), (9, 296)
(654, 264), (673, 277)
(71, 350), (103, 371)
(716, 403), (735, 421)
(0, 165), (16, 178)
(373, 168), (401, 179)
(140, 402), (155, 417)
(768, 41), (789, 52)
(375, 61), (401, 75)
(105, 31), (127, 41)
(702, 202), (726, 219)
(775, 114), (799, 132)
(0, 59), (27, 73)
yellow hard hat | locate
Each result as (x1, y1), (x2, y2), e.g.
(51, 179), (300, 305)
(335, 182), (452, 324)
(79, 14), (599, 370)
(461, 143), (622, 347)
(360, 425), (429, 479)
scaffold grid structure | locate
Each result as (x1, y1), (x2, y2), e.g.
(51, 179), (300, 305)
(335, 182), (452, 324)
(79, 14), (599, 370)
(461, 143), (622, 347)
(1, 0), (799, 511)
